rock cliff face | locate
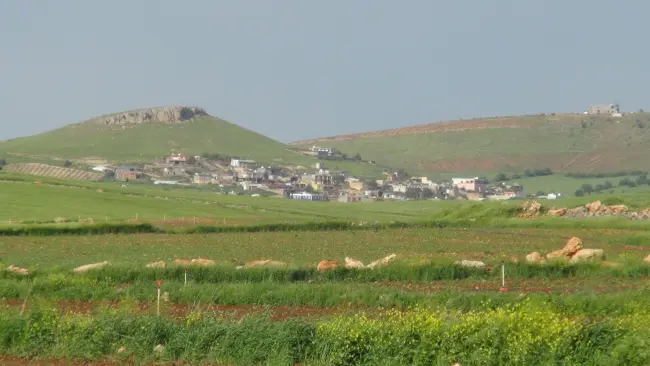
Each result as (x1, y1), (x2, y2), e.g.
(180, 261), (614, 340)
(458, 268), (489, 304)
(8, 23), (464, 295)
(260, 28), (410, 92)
(88, 106), (209, 125)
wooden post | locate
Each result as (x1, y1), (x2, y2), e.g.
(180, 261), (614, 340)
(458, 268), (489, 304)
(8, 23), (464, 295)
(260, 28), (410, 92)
(156, 280), (163, 316)
(501, 261), (505, 288)
(184, 268), (187, 285)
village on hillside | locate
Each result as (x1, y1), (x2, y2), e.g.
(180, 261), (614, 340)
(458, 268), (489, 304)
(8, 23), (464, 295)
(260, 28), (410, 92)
(83, 145), (556, 203)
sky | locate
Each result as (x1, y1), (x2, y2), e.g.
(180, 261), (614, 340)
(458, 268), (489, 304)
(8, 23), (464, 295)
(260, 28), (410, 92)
(1, 1), (648, 143)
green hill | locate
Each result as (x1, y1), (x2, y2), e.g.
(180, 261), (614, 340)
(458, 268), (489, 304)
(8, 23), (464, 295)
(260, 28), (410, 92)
(1, 108), (300, 164)
(292, 112), (650, 176)
(0, 107), (386, 177)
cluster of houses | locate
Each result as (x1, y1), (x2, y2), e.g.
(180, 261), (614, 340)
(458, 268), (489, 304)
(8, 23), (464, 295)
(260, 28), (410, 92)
(93, 152), (534, 202)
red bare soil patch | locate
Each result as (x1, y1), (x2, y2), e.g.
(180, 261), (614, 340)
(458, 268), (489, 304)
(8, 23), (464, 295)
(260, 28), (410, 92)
(0, 300), (347, 321)
(293, 116), (541, 144)
(376, 277), (649, 295)
(126, 217), (262, 228)
(416, 149), (638, 173)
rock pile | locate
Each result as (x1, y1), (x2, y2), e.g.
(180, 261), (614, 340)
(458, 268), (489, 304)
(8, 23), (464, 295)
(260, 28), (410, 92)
(526, 237), (605, 263)
(73, 261), (110, 273)
(546, 201), (650, 220)
(318, 254), (398, 272)
(518, 200), (541, 218)
(236, 260), (288, 269)
(6, 265), (29, 276)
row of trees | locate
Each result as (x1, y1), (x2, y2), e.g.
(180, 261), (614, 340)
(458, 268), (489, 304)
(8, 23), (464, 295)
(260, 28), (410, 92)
(574, 174), (650, 196)
(565, 171), (646, 179)
(494, 168), (553, 182)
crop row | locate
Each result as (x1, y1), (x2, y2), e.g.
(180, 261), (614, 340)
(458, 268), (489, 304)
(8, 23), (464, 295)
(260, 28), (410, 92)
(4, 262), (650, 283)
(3, 215), (650, 236)
(1, 279), (650, 316)
(1, 302), (650, 365)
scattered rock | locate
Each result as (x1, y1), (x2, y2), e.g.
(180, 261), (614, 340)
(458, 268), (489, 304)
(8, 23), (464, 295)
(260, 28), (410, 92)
(173, 259), (192, 266)
(366, 254), (397, 269)
(78, 217), (95, 224)
(585, 201), (603, 213)
(510, 256), (519, 263)
(162, 292), (169, 302)
(6, 265), (29, 276)
(518, 200), (541, 218)
(54, 217), (68, 223)
(146, 261), (167, 269)
(344, 257), (366, 269)
(609, 205), (628, 214)
(455, 260), (486, 268)
(547, 208), (567, 217)
(317, 260), (339, 272)
(118, 346), (126, 354)
(191, 258), (216, 266)
(153, 344), (165, 353)
(547, 237), (583, 260)
(525, 252), (545, 263)
(73, 261), (110, 273)
(236, 260), (288, 269)
(570, 249), (605, 263)
(644, 254), (650, 264)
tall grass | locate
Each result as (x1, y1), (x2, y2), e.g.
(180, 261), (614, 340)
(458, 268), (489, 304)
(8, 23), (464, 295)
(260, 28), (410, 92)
(2, 303), (650, 365)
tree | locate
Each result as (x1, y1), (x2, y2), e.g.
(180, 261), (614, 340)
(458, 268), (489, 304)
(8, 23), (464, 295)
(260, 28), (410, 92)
(603, 181), (613, 190)
(535, 190), (546, 197)
(619, 178), (633, 187)
(524, 169), (533, 177)
(494, 172), (508, 182)
(581, 183), (594, 194)
(575, 189), (585, 197)
(0, 159), (5, 166)
(63, 160), (73, 168)
(511, 173), (522, 180)
(595, 184), (605, 192)
(188, 156), (197, 165)
(353, 153), (362, 161)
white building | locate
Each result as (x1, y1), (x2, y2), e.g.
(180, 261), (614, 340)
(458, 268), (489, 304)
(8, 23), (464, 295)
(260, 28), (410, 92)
(289, 192), (328, 201)
(230, 159), (257, 168)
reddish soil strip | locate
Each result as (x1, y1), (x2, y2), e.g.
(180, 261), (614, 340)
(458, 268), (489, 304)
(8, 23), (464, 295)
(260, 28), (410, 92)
(0, 300), (351, 321)
(376, 278), (650, 295)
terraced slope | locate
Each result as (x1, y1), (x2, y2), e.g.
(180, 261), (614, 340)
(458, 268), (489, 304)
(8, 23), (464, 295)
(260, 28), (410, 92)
(2, 163), (104, 181)
(293, 113), (650, 175)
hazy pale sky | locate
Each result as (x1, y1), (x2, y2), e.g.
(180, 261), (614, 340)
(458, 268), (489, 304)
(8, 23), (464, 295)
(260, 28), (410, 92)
(1, 1), (648, 142)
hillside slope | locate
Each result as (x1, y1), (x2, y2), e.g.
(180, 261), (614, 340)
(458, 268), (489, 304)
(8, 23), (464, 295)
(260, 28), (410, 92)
(3, 163), (103, 181)
(0, 112), (300, 164)
(292, 113), (650, 175)
(0, 107), (388, 178)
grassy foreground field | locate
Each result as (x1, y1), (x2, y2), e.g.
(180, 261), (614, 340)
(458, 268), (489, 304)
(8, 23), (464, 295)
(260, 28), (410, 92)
(2, 222), (650, 364)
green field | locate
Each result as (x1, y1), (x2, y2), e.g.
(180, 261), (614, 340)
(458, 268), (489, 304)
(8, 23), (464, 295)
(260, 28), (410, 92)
(294, 113), (650, 176)
(2, 224), (650, 364)
(4, 171), (650, 364)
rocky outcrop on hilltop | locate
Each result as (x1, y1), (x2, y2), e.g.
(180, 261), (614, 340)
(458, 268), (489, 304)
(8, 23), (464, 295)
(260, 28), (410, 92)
(88, 106), (209, 125)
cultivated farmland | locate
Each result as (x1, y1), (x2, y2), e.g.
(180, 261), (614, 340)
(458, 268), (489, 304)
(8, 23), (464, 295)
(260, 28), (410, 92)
(4, 174), (650, 364)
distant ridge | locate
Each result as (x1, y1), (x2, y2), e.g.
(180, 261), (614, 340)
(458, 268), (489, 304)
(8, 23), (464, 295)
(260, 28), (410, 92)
(292, 112), (650, 174)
